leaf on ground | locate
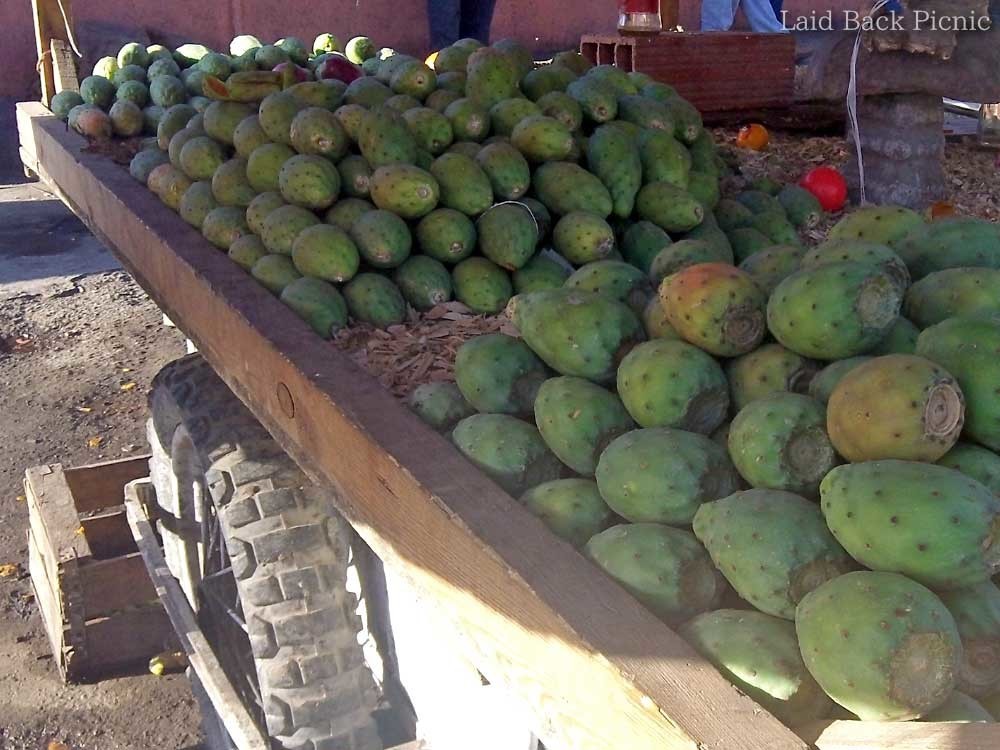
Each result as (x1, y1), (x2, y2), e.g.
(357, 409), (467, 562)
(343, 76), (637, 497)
(120, 382), (137, 392)
(76, 406), (92, 413)
(0, 563), (20, 577)
(87, 436), (102, 448)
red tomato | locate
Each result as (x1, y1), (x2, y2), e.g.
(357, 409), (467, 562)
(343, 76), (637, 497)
(800, 166), (848, 212)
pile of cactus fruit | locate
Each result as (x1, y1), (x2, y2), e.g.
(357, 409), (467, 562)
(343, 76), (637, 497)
(413, 203), (1000, 727)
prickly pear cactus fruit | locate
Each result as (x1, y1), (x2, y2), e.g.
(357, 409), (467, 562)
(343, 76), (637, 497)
(552, 212), (615, 266)
(279, 277), (348, 338)
(641, 297), (680, 340)
(203, 101), (254, 146)
(324, 198), (373, 232)
(659, 263), (766, 357)
(715, 198), (755, 232)
(245, 192), (286, 235)
(156, 103), (197, 150)
(507, 289), (644, 384)
(726, 343), (817, 412)
(748, 210), (800, 248)
(357, 109), (419, 168)
(532, 161), (613, 218)
(251, 254), (301, 295)
(536, 91), (583, 132)
(260, 204), (320, 255)
(409, 382), (475, 432)
(917, 316), (1000, 452)
(797, 571), (961, 721)
(905, 268), (1000, 328)
(290, 224), (360, 283)
(694, 489), (854, 620)
(808, 357), (872, 404)
(129, 148), (170, 184)
(777, 184), (823, 229)
(342, 273), (406, 327)
(802, 240), (910, 293)
(648, 239), (733, 283)
(865, 314), (918, 355)
(519, 479), (613, 548)
(729, 393), (837, 496)
(451, 257), (512, 313)
(894, 216), (1000, 280)
(509, 115), (573, 163)
(827, 205), (925, 247)
(465, 47), (519, 108)
(201, 206), (249, 250)
(289, 107), (349, 161)
(393, 255), (452, 311)
(585, 523), (722, 624)
(454, 333), (548, 416)
(369, 164), (439, 219)
(596, 427), (740, 525)
(211, 157), (256, 208)
(567, 77), (618, 124)
(635, 182), (704, 233)
(827, 354), (965, 462)
(938, 442), (1000, 496)
(451, 413), (562, 496)
(178, 181), (219, 229)
(477, 203), (537, 270)
(565, 261), (651, 313)
(534, 376), (635, 475)
(621, 220), (671, 273)
(616, 339), (728, 433)
(444, 98), (490, 142)
(246, 142), (296, 194)
(228, 235), (268, 271)
(767, 262), (902, 360)
(415, 208), (476, 264)
(428, 153), (493, 216)
(820, 461), (1000, 589)
(348, 209), (412, 269)
(402, 106), (452, 154)
(475, 142), (531, 200)
(586, 122), (641, 218)
(638, 129), (691, 189)
(681, 609), (833, 724)
(727, 227), (773, 263)
(337, 155), (373, 200)
(937, 581), (1000, 697)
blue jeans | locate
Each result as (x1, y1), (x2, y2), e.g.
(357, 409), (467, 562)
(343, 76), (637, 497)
(428, 0), (498, 49)
(701, 0), (786, 32)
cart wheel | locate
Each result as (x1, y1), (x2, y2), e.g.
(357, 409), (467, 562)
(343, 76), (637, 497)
(147, 353), (382, 750)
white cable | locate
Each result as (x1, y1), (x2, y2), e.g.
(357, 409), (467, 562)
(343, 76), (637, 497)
(847, 0), (890, 205)
(55, 0), (83, 57)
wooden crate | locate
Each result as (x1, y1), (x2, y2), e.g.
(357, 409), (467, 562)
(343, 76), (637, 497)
(17, 100), (1000, 750)
(25, 456), (176, 681)
(580, 32), (795, 113)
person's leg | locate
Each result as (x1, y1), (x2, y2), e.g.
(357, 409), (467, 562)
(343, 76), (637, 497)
(459, 0), (499, 43)
(701, 0), (738, 31)
(740, 0), (787, 32)
(428, 0), (462, 49)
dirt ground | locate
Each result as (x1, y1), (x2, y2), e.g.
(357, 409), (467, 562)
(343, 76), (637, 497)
(0, 140), (201, 745)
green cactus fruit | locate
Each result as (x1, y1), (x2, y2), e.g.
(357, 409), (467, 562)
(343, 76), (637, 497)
(177, 135), (225, 181)
(173, 43), (212, 68)
(156, 104), (197, 150)
(565, 261), (652, 313)
(894, 216), (1000, 280)
(279, 277), (348, 338)
(637, 129), (691, 189)
(519, 479), (612, 548)
(196, 52), (232, 79)
(251, 254), (301, 294)
(917, 316), (1000, 451)
(129, 148), (170, 183)
(251, 44), (288, 70)
(662, 96), (704, 144)
(937, 581), (1000, 697)
(452, 257), (513, 314)
(648, 239), (733, 283)
(386, 93), (421, 112)
(92, 56), (118, 80)
(228, 234), (268, 271)
(596, 427), (739, 524)
(583, 65), (637, 96)
(115, 80), (149, 108)
(201, 206), (249, 249)
(470, 142), (528, 200)
(738, 244), (804, 296)
(775, 183), (822, 228)
(520, 198), (552, 240)
(488, 98), (541, 136)
(452, 413), (562, 495)
(687, 171), (721, 212)
(288, 107), (348, 161)
(802, 239), (910, 293)
(566, 78), (617, 123)
(729, 393), (838, 495)
(324, 197), (374, 232)
(443, 98), (490, 142)
(142, 104), (165, 134)
(534, 161), (615, 218)
(79, 75), (115, 109)
(727, 227), (773, 263)
(795, 570), (961, 720)
(278, 154), (340, 210)
(492, 38), (533, 78)
(586, 523), (721, 623)
(343, 78), (392, 109)
(715, 198), (755, 232)
(822, 460), (1000, 588)
(402, 107), (453, 155)
(905, 268), (1000, 328)
(615, 95), (674, 134)
(745, 212), (797, 250)
(477, 203), (537, 270)
(343, 36), (375, 64)
(245, 191), (286, 235)
(981, 692), (1000, 719)
(415, 208), (476, 263)
(230, 34), (262, 57)
(108, 100), (143, 136)
(260, 204), (320, 255)
(435, 71), (467, 93)
(203, 101), (254, 146)
(465, 47), (520, 108)
(347, 209), (410, 269)
(367, 164), (438, 218)
(511, 115), (574, 163)
(551, 50), (591, 75)
(342, 273), (407, 327)
(642, 297), (680, 340)
(117, 41), (149, 69)
(621, 221), (671, 273)
(454, 333), (547, 415)
(409, 382), (474, 432)
(178, 181), (219, 229)
(659, 263), (766, 357)
(113, 64), (147, 87)
(552, 211), (615, 265)
(736, 189), (783, 216)
(246, 142), (296, 194)
(393, 256), (453, 310)
(938, 442), (1000, 495)
(426, 152), (493, 216)
(869, 316), (919, 355)
(533, 376), (634, 475)
(616, 339), (728, 433)
(507, 288), (644, 383)
(390, 61), (436, 99)
(430, 45), (469, 74)
(585, 122), (642, 219)
(726, 343), (818, 412)
(50, 90), (84, 120)
(356, 109), (419, 168)
(807, 356), (872, 405)
(681, 609), (833, 724)
(921, 691), (994, 722)
(183, 68), (208, 97)
(636, 182), (704, 233)
(232, 115), (270, 159)
(211, 157), (256, 207)
(275, 36), (308, 65)
(827, 354), (964, 463)
(335, 155), (372, 200)
(535, 91), (582, 132)
(767, 262), (902, 359)
(513, 254), (571, 293)
(149, 76), (186, 108)
(828, 205), (925, 247)
(290, 224), (360, 283)
(148, 163), (192, 210)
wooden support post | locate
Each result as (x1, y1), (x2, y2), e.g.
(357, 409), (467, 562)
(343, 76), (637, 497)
(32, 0), (78, 105)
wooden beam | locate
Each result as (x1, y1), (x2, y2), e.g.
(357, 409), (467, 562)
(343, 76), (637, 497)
(800, 719), (1000, 750)
(32, 0), (77, 104)
(18, 100), (806, 750)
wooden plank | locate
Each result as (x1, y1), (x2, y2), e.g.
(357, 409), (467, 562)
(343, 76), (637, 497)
(64, 455), (151, 514)
(800, 719), (1000, 750)
(77, 552), (158, 618)
(50, 39), (78, 94)
(31, 0), (76, 105)
(25, 463), (93, 564)
(27, 527), (71, 679)
(81, 606), (177, 670)
(125, 480), (270, 750)
(18, 100), (807, 750)
(79, 510), (137, 559)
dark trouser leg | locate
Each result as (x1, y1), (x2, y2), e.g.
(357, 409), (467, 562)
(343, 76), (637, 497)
(459, 0), (498, 43)
(428, 0), (462, 49)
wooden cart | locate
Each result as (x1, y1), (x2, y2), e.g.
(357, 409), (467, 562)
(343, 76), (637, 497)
(15, 99), (998, 750)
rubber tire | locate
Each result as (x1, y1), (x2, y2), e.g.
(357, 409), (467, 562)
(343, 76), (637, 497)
(147, 353), (382, 750)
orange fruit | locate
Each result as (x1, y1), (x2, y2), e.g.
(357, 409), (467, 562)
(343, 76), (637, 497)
(736, 123), (769, 151)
